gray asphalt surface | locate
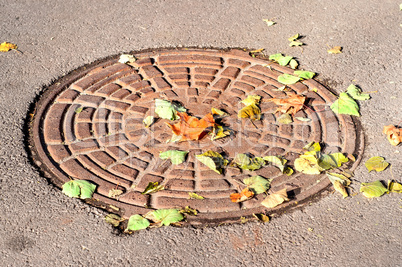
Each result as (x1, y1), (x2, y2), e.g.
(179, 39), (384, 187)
(1, 0), (401, 266)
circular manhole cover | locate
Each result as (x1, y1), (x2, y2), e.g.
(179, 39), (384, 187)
(29, 48), (363, 226)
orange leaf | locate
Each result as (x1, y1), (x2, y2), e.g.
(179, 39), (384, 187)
(383, 125), (402, 146)
(230, 188), (254, 202)
(166, 112), (215, 141)
(269, 94), (306, 115)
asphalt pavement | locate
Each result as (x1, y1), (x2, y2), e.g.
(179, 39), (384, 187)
(0, 0), (401, 266)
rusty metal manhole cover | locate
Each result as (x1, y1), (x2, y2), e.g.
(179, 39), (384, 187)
(29, 48), (363, 226)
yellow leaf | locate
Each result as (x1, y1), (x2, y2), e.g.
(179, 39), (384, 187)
(262, 19), (276, 26)
(250, 48), (265, 53)
(253, 213), (270, 223)
(238, 104), (261, 120)
(0, 42), (17, 52)
(188, 192), (205, 199)
(333, 180), (348, 198)
(327, 46), (342, 54)
(261, 188), (289, 208)
(288, 34), (299, 41)
(388, 180), (402, 193)
(294, 153), (324, 174)
(211, 108), (229, 117)
(211, 125), (230, 140)
(240, 95), (261, 106)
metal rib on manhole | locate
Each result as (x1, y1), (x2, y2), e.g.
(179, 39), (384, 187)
(29, 48), (364, 226)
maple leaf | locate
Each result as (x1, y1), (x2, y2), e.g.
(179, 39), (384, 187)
(166, 112), (215, 141)
(383, 125), (402, 146)
(230, 188), (254, 202)
(268, 94), (306, 115)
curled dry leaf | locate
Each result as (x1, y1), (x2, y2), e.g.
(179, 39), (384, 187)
(118, 54), (136, 64)
(143, 116), (154, 128)
(142, 182), (164, 194)
(188, 192), (205, 200)
(388, 180), (402, 193)
(238, 95), (262, 120)
(230, 188), (254, 202)
(105, 214), (124, 227)
(253, 213), (270, 223)
(383, 125), (402, 146)
(233, 153), (266, 171)
(261, 188), (289, 208)
(277, 113), (293, 124)
(327, 46), (342, 54)
(108, 189), (123, 198)
(179, 206), (198, 216)
(268, 94), (306, 115)
(167, 112), (215, 141)
(196, 150), (228, 174)
(211, 125), (231, 140)
(0, 42), (17, 52)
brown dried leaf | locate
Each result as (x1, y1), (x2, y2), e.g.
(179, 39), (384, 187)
(268, 94), (306, 115)
(383, 125), (402, 146)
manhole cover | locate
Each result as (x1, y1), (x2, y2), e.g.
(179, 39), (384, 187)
(29, 48), (363, 226)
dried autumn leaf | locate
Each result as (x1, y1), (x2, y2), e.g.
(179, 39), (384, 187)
(330, 92), (360, 117)
(142, 116), (154, 128)
(211, 108), (229, 117)
(360, 180), (388, 198)
(230, 188), (254, 202)
(118, 54), (136, 64)
(233, 153), (266, 171)
(142, 182), (164, 194)
(211, 125), (231, 140)
(196, 150), (228, 174)
(289, 40), (303, 47)
(327, 46), (342, 54)
(108, 189), (123, 198)
(284, 167), (294, 176)
(288, 33), (300, 41)
(188, 192), (205, 199)
(238, 104), (261, 120)
(262, 19), (276, 26)
(318, 153), (348, 170)
(243, 176), (272, 194)
(333, 180), (348, 198)
(167, 112), (215, 141)
(105, 214), (124, 227)
(277, 113), (293, 124)
(383, 125), (402, 146)
(261, 188), (289, 208)
(346, 84), (370, 100)
(253, 213), (270, 223)
(294, 70), (315, 80)
(295, 117), (311, 122)
(75, 107), (83, 114)
(289, 59), (298, 69)
(250, 48), (265, 53)
(241, 95), (261, 106)
(159, 150), (188, 165)
(179, 206), (198, 215)
(277, 73), (300, 85)
(327, 173), (350, 198)
(0, 42), (17, 52)
(269, 94), (306, 115)
(365, 156), (389, 172)
(388, 180), (402, 193)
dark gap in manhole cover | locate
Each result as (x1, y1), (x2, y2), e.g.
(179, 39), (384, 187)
(28, 48), (364, 227)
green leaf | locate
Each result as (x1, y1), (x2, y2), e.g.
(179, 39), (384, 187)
(269, 53), (283, 61)
(142, 182), (164, 194)
(233, 154), (266, 171)
(263, 156), (287, 172)
(318, 153), (348, 170)
(294, 70), (315, 79)
(105, 214), (124, 227)
(150, 209), (184, 226)
(360, 180), (388, 198)
(329, 153), (349, 167)
(126, 214), (150, 231)
(188, 192), (205, 199)
(276, 113), (293, 124)
(277, 56), (293, 66)
(346, 84), (370, 100)
(327, 173), (351, 186)
(243, 175), (272, 194)
(289, 59), (298, 69)
(330, 92), (360, 116)
(277, 74), (300, 85)
(289, 40), (303, 47)
(196, 150), (228, 174)
(154, 99), (186, 120)
(159, 150), (188, 165)
(365, 156), (389, 172)
(143, 116), (155, 128)
(62, 180), (96, 199)
(288, 33), (299, 41)
(75, 107), (83, 114)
